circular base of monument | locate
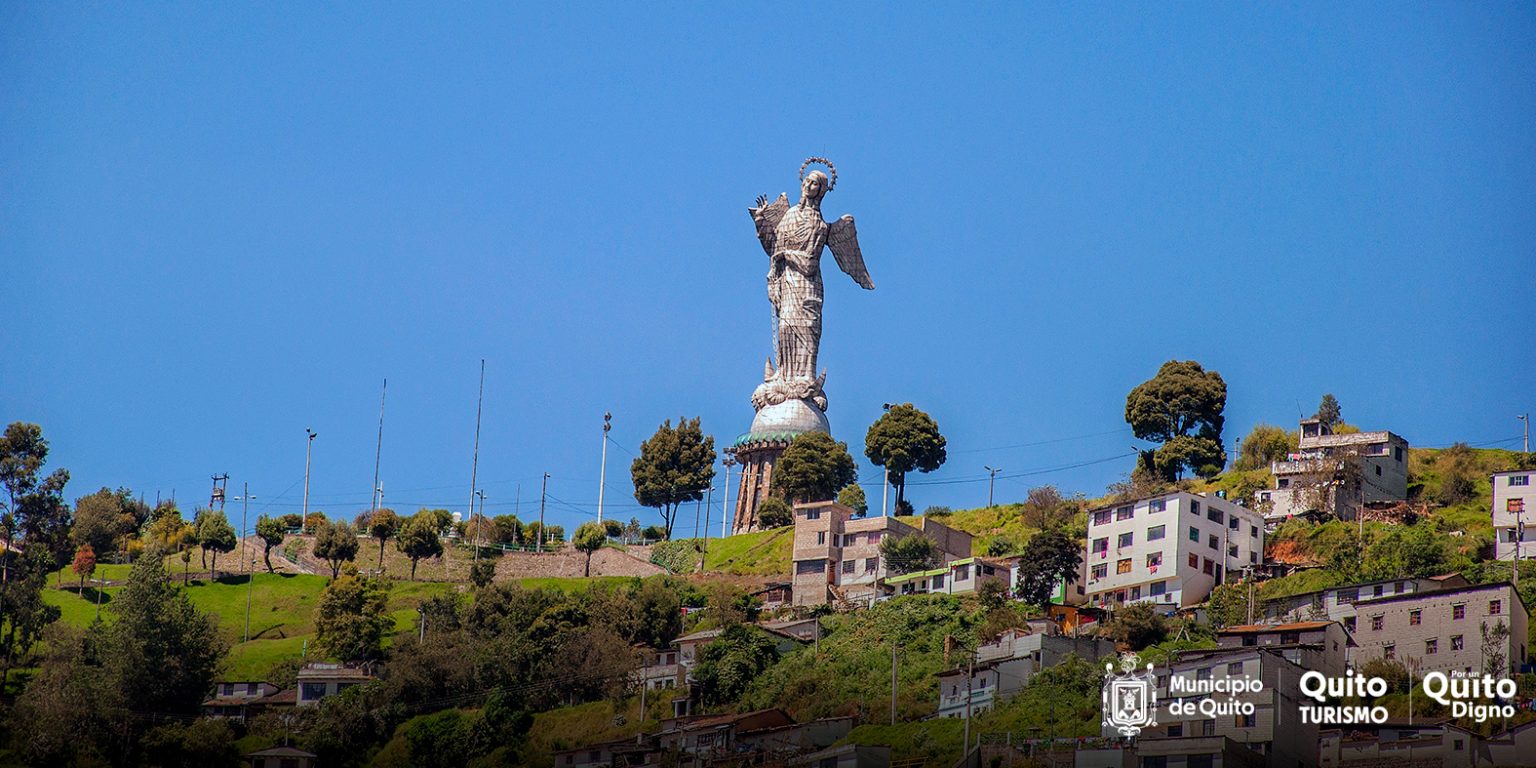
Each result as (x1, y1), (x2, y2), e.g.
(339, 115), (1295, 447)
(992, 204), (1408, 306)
(748, 398), (829, 436)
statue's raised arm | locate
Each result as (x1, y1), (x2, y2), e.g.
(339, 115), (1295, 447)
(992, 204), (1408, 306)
(749, 193), (789, 257)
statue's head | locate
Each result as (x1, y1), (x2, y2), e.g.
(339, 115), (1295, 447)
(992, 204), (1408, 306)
(801, 171), (829, 203)
(798, 157), (837, 206)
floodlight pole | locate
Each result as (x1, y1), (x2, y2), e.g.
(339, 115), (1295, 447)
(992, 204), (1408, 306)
(303, 428), (317, 534)
(469, 360), (485, 564)
(598, 412), (612, 525)
(985, 466), (1002, 508)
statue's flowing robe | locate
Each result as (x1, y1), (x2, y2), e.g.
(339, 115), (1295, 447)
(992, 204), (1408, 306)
(766, 203), (828, 381)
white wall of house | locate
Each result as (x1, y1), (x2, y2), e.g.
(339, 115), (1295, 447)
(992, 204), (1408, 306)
(1493, 470), (1536, 562)
(1083, 492), (1264, 609)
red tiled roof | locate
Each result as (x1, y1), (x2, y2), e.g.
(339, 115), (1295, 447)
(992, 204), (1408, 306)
(1218, 621), (1334, 634)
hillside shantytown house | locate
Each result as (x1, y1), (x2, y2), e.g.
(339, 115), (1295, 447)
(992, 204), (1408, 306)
(935, 628), (1115, 719)
(789, 500), (972, 607)
(201, 680), (285, 721)
(1263, 574), (1470, 632)
(880, 555), (1014, 599)
(295, 662), (373, 707)
(1492, 469), (1535, 561)
(1347, 581), (1530, 676)
(551, 709), (854, 767)
(1258, 418), (1409, 521)
(1215, 620), (1354, 676)
(1082, 491), (1264, 609)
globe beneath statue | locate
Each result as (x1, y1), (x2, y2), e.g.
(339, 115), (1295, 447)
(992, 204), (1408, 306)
(749, 397), (830, 436)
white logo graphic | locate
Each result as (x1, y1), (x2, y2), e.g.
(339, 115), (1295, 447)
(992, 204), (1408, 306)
(1102, 654), (1159, 737)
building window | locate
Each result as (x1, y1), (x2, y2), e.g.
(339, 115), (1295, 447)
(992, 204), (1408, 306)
(1409, 610), (1422, 626)
(1452, 635), (1464, 651)
(1117, 558), (1133, 574)
(1371, 615), (1384, 631)
(1490, 600), (1503, 615)
(1249, 552), (1258, 563)
(1147, 552), (1162, 569)
(1338, 588), (1359, 605)
(1227, 661), (1243, 675)
(1197, 667), (1212, 681)
(1149, 498), (1167, 513)
(1228, 516), (1239, 530)
(1344, 617), (1356, 633)
(1208, 534), (1218, 550)
(1510, 475), (1531, 487)
(796, 559), (826, 575)
(1093, 510), (1111, 526)
(932, 574), (945, 589)
(868, 531), (883, 544)
(842, 560), (855, 575)
(1116, 505), (1134, 521)
(1202, 558), (1214, 576)
(1130, 586), (1142, 600)
(301, 682), (328, 701)
(865, 557), (877, 572)
(1093, 538), (1109, 554)
(1453, 604), (1466, 620)
(1091, 564), (1108, 579)
(817, 532), (826, 545)
(1281, 631), (1300, 644)
(1201, 720), (1216, 736)
(1426, 638), (1438, 655)
(1188, 527), (1201, 542)
(1166, 724), (1183, 737)
(1118, 532), (1134, 549)
(1236, 713), (1256, 728)
(1228, 545), (1238, 558)
(1207, 508), (1223, 525)
(955, 565), (970, 581)
(1148, 525), (1166, 541)
(1250, 524), (1258, 538)
(1191, 500), (1201, 516)
(1150, 581), (1166, 596)
(805, 510), (821, 520)
(1373, 584), (1384, 598)
(222, 683), (235, 696)
(1188, 553), (1199, 569)
(1384, 644), (1396, 660)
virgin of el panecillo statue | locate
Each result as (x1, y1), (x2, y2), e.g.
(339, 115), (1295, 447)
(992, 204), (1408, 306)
(748, 157), (874, 421)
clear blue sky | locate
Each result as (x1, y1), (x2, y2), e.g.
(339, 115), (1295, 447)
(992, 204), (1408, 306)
(4, 4), (1533, 536)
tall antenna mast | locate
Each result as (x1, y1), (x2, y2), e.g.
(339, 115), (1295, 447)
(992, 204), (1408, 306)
(371, 378), (387, 512)
(469, 360), (486, 564)
(210, 473), (229, 511)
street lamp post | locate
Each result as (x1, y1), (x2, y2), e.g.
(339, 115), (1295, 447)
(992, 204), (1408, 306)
(303, 429), (316, 534)
(475, 489), (488, 558)
(538, 472), (550, 552)
(984, 466), (1002, 508)
(721, 457), (736, 538)
(1519, 413), (1529, 455)
(232, 483), (257, 643)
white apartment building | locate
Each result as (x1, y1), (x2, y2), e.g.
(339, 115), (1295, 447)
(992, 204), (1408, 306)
(1083, 491), (1264, 609)
(1259, 418), (1409, 521)
(1492, 469), (1536, 562)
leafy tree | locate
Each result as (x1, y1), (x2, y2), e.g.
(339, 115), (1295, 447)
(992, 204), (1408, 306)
(277, 512), (303, 530)
(367, 508), (399, 572)
(1436, 443), (1479, 506)
(107, 554), (227, 715)
(1014, 530), (1082, 606)
(573, 521), (606, 577)
(315, 564), (392, 660)
(1358, 657), (1411, 694)
(602, 519), (624, 538)
(756, 497), (793, 529)
(633, 577), (684, 648)
(1363, 523), (1452, 580)
(491, 513), (522, 546)
(396, 512), (444, 580)
(923, 505), (952, 517)
(1020, 485), (1074, 531)
(71, 544), (96, 589)
(630, 417), (717, 539)
(986, 537), (1015, 557)
(622, 517), (643, 545)
(140, 718), (241, 768)
(641, 525), (665, 542)
(864, 403), (947, 511)
(837, 484), (867, 516)
(1234, 424), (1299, 471)
(893, 498), (914, 517)
(70, 487), (138, 557)
(692, 625), (781, 706)
(1315, 393), (1343, 428)
(1124, 360), (1227, 479)
(1104, 603), (1169, 650)
(879, 534), (939, 574)
(469, 559), (496, 588)
(255, 515), (285, 572)
(774, 431), (858, 504)
(404, 709), (471, 768)
(1206, 582), (1261, 629)
(198, 510), (237, 578)
(313, 519), (361, 579)
(425, 508), (454, 536)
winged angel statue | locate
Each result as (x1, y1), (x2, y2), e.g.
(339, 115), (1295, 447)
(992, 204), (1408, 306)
(748, 158), (874, 413)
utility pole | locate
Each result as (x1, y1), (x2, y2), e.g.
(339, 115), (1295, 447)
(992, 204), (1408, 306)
(469, 359), (485, 564)
(700, 485), (713, 571)
(890, 642), (898, 725)
(371, 378), (387, 513)
(476, 490), (488, 557)
(538, 473), (549, 552)
(598, 412), (612, 524)
(1520, 413), (1530, 455)
(985, 466), (1001, 508)
(234, 483), (256, 642)
(882, 467), (890, 517)
(721, 457), (736, 537)
(962, 649), (974, 749)
(303, 428), (317, 534)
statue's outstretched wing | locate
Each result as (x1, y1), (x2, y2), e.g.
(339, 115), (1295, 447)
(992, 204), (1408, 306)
(827, 215), (874, 289)
(750, 193), (790, 256)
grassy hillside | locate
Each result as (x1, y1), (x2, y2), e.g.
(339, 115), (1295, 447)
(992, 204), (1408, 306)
(41, 569), (623, 681)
